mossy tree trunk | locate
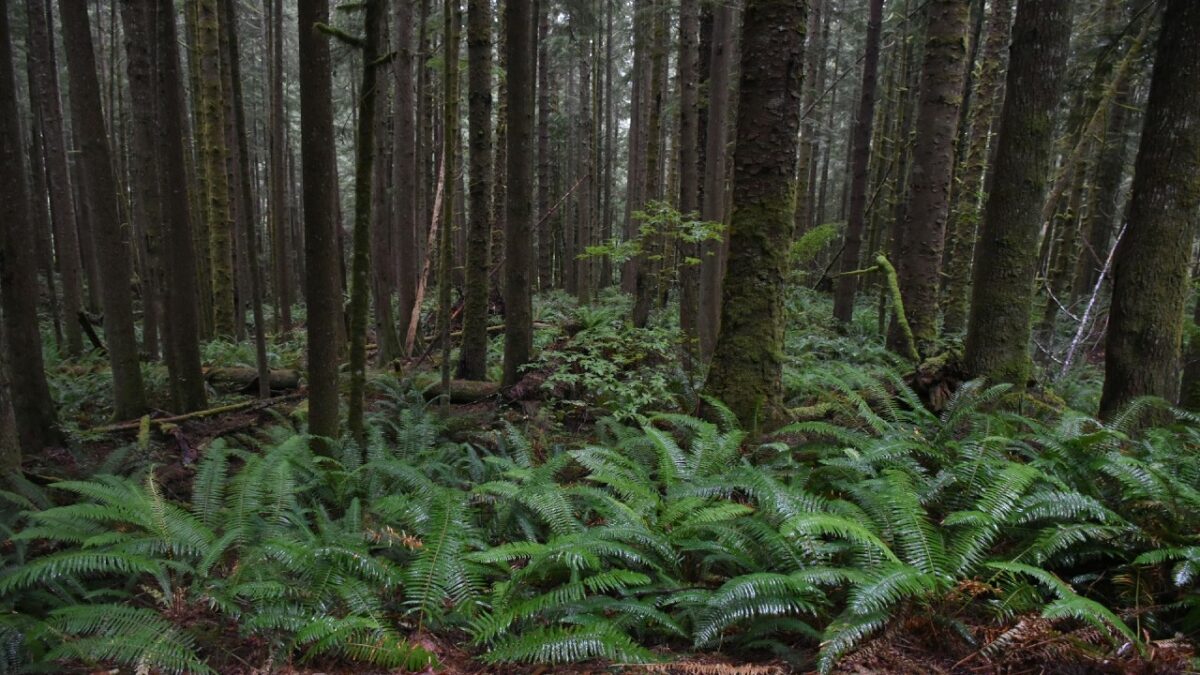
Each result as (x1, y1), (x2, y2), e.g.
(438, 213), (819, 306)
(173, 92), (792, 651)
(60, 0), (147, 420)
(963, 0), (1074, 387)
(299, 0), (342, 445)
(1100, 0), (1200, 419)
(941, 0), (1012, 337)
(1, 0), (61, 460)
(891, 0), (971, 357)
(348, 0), (385, 444)
(705, 0), (806, 430)
(831, 0), (883, 326)
(459, 0), (492, 380)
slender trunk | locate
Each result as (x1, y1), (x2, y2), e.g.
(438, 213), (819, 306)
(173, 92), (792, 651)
(269, 0), (292, 332)
(632, 0), (666, 327)
(438, 0), (461, 410)
(536, 5), (552, 291)
(61, 0), (147, 419)
(698, 2), (734, 361)
(1100, 0), (1200, 418)
(677, 0), (700, 360)
(395, 0), (418, 352)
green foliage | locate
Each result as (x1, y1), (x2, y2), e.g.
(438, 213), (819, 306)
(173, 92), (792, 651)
(4, 369), (1199, 672)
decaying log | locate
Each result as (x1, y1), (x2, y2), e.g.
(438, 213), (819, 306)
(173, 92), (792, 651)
(204, 367), (300, 393)
(90, 392), (306, 433)
(421, 379), (501, 403)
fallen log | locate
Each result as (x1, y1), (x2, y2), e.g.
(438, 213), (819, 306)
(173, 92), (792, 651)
(204, 367), (300, 393)
(90, 392), (305, 433)
(421, 379), (501, 403)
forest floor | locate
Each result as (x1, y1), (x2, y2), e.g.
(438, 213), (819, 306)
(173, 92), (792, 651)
(10, 290), (1199, 674)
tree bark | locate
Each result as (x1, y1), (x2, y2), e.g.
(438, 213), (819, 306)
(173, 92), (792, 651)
(705, 0), (806, 430)
(963, 0), (1074, 387)
(25, 0), (84, 357)
(459, 0), (492, 380)
(941, 0), (1013, 337)
(891, 0), (972, 356)
(677, 0), (700, 360)
(1100, 0), (1200, 419)
(268, 0), (292, 333)
(698, 2), (734, 361)
(1, 0), (61, 459)
(502, 0), (534, 388)
(60, 0), (147, 419)
(831, 0), (883, 325)
(299, 0), (342, 444)
(394, 0), (418, 353)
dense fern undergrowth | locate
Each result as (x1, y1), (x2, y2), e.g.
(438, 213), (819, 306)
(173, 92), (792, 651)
(4, 292), (1199, 673)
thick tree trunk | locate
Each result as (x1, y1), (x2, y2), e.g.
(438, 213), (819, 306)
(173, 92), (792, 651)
(25, 0), (84, 357)
(1, 0), (61, 459)
(459, 0), (492, 380)
(891, 0), (971, 356)
(831, 0), (883, 325)
(299, 0), (342, 444)
(1100, 0), (1200, 419)
(372, 10), (402, 367)
(941, 0), (1013, 337)
(632, 0), (667, 327)
(60, 0), (147, 419)
(963, 0), (1074, 387)
(705, 0), (806, 430)
(348, 0), (386, 443)
(437, 0), (461, 412)
(502, 0), (534, 388)
(394, 0), (418, 353)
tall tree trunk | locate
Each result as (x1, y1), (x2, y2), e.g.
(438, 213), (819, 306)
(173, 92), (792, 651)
(941, 0), (1013, 337)
(459, 0), (492, 380)
(536, 5), (552, 291)
(791, 0), (821, 238)
(891, 0), (972, 356)
(346, 0), (385, 443)
(576, 48), (593, 305)
(60, 0), (147, 419)
(705, 0), (806, 430)
(1, 0), (61, 459)
(438, 0), (461, 410)
(27, 107), (64, 351)
(632, 0), (666, 327)
(831, 0), (883, 325)
(1100, 0), (1200, 419)
(621, 0), (649, 295)
(677, 0), (700, 360)
(25, 0), (84, 357)
(299, 0), (342, 444)
(698, 2), (734, 361)
(963, 0), (1074, 386)
(268, 0), (292, 332)
(372, 5), (402, 366)
(502, 0), (534, 388)
(394, 0), (418, 353)
(221, 0), (269, 397)
(1073, 83), (1132, 300)
(152, 0), (208, 412)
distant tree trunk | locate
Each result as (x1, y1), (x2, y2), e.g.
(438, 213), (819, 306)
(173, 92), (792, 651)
(25, 0), (84, 357)
(536, 5), (552, 291)
(1, 0), (60, 459)
(677, 0), (700, 360)
(622, 0), (648, 295)
(221, 0), (269, 397)
(394, 0), (418, 353)
(372, 7), (402, 367)
(791, 0), (821, 239)
(437, 0), (461, 412)
(576, 49), (594, 305)
(831, 0), (883, 325)
(459, 0), (492, 380)
(1100, 0), (1200, 419)
(268, 0), (292, 333)
(0, 323), (20, 470)
(705, 0), (806, 430)
(632, 0), (667, 327)
(963, 0), (1074, 387)
(27, 109), (64, 352)
(1181, 284), (1200, 411)
(347, 0), (385, 444)
(698, 2), (734, 361)
(149, 0), (208, 412)
(502, 0), (534, 388)
(299, 0), (341, 444)
(493, 1), (509, 304)
(941, 0), (1013, 337)
(60, 0), (147, 419)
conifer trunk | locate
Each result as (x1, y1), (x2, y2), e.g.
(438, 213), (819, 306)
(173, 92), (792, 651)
(459, 0), (492, 380)
(502, 0), (534, 388)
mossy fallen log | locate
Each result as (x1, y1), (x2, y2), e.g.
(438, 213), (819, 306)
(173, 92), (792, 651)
(204, 367), (300, 393)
